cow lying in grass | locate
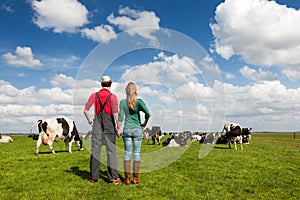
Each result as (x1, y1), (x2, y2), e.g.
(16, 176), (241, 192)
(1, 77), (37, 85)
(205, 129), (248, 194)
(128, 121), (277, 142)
(162, 132), (190, 147)
(31, 117), (83, 155)
(0, 135), (13, 143)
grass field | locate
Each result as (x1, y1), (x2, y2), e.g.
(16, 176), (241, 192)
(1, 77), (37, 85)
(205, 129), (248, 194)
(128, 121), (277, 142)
(0, 133), (299, 200)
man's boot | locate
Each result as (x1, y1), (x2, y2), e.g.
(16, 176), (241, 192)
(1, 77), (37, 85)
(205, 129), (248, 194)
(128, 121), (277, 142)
(124, 160), (131, 185)
(133, 161), (140, 184)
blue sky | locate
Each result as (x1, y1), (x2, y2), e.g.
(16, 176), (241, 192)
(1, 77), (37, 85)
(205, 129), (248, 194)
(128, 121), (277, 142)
(1, 0), (300, 133)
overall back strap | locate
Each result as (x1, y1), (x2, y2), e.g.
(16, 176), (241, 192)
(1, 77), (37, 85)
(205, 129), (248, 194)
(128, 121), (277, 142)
(95, 92), (113, 132)
(96, 93), (112, 112)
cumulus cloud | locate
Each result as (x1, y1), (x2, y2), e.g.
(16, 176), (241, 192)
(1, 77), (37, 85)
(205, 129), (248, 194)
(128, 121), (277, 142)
(239, 66), (277, 82)
(50, 74), (76, 88)
(225, 72), (235, 80)
(42, 55), (80, 70)
(30, 0), (89, 33)
(281, 66), (300, 81)
(2, 50), (300, 132)
(39, 87), (73, 104)
(107, 7), (160, 45)
(81, 24), (117, 43)
(210, 0), (300, 80)
(115, 52), (220, 131)
(121, 52), (200, 87)
(175, 82), (211, 102)
(0, 83), (38, 105)
(223, 80), (300, 129)
(2, 46), (43, 68)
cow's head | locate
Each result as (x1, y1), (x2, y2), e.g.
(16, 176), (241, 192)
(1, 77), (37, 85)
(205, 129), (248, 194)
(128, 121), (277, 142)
(30, 134), (39, 140)
(75, 140), (83, 151)
(242, 128), (252, 135)
(71, 121), (83, 151)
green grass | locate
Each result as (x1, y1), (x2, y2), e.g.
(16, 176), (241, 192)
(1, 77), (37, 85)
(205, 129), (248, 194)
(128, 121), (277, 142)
(0, 133), (299, 200)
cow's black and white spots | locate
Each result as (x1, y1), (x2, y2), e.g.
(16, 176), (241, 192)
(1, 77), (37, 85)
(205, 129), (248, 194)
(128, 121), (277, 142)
(32, 117), (83, 155)
(143, 126), (163, 145)
(221, 123), (252, 150)
(162, 132), (191, 147)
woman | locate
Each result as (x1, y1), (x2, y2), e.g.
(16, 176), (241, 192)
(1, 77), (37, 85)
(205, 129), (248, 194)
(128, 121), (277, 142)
(117, 82), (151, 185)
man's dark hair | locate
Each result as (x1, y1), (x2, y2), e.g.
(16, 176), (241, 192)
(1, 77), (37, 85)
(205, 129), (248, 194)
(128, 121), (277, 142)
(101, 81), (112, 87)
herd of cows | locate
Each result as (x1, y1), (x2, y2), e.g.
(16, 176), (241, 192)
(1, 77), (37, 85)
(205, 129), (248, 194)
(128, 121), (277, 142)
(143, 123), (252, 150)
(19, 116), (251, 154)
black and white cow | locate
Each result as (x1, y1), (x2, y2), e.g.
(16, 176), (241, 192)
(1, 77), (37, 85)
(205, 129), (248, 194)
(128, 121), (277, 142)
(143, 126), (163, 145)
(162, 132), (190, 147)
(162, 135), (179, 147)
(32, 117), (83, 155)
(221, 123), (252, 150)
(0, 135), (13, 143)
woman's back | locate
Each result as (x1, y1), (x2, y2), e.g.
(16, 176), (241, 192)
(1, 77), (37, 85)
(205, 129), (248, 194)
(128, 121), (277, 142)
(119, 98), (150, 130)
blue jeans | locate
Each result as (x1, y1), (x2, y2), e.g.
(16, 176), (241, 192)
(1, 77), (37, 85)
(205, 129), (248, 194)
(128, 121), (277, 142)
(122, 128), (143, 161)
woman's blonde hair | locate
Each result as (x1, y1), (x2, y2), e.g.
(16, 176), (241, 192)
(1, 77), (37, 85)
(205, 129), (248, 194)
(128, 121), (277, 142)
(126, 82), (137, 110)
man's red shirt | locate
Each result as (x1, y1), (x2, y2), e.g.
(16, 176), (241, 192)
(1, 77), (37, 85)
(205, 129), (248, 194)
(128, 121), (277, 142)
(84, 88), (118, 117)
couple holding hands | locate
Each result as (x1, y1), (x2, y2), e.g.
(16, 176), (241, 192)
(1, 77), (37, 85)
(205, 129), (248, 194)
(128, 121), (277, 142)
(84, 76), (151, 185)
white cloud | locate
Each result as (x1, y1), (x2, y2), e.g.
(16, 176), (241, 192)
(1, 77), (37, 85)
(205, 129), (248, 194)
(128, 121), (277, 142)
(175, 82), (211, 102)
(81, 24), (117, 43)
(107, 7), (160, 45)
(43, 55), (80, 70)
(158, 95), (176, 105)
(2, 46), (43, 68)
(0, 83), (38, 105)
(239, 66), (277, 81)
(31, 0), (89, 33)
(2, 52), (300, 132)
(38, 87), (73, 104)
(50, 74), (76, 88)
(197, 104), (209, 115)
(223, 80), (300, 130)
(225, 72), (235, 80)
(121, 52), (200, 87)
(0, 78), (80, 133)
(210, 0), (300, 80)
(281, 66), (300, 81)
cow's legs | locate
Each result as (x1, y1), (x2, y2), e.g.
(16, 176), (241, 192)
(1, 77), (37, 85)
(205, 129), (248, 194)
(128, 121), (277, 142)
(234, 141), (237, 150)
(48, 141), (56, 154)
(228, 141), (231, 149)
(35, 137), (42, 155)
(64, 138), (71, 153)
(237, 136), (243, 150)
(68, 142), (72, 153)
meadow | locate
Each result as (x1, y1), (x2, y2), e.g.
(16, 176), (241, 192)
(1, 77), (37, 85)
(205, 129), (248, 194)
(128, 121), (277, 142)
(0, 133), (299, 200)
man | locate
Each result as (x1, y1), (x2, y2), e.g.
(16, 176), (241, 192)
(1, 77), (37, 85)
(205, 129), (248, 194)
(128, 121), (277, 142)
(84, 76), (121, 185)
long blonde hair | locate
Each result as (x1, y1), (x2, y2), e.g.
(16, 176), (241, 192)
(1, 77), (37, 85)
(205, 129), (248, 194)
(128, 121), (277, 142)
(126, 82), (137, 110)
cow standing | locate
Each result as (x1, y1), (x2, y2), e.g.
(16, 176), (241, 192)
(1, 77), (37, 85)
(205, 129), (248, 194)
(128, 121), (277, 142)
(32, 117), (83, 155)
(143, 126), (163, 145)
(221, 123), (252, 150)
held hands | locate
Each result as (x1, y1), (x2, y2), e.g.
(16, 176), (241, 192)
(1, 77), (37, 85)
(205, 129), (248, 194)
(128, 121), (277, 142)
(116, 129), (122, 138)
(140, 122), (147, 127)
(140, 118), (149, 128)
